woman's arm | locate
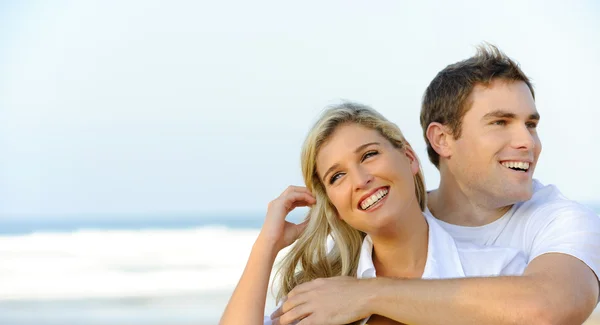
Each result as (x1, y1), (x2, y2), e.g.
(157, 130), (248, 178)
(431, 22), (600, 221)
(219, 237), (280, 325)
(219, 185), (314, 325)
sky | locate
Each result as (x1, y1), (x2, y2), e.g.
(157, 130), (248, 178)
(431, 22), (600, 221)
(1, 0), (599, 219)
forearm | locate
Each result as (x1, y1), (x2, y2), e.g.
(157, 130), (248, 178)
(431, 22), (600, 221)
(364, 275), (590, 325)
(219, 238), (278, 325)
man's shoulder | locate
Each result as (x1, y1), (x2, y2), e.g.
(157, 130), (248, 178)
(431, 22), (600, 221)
(516, 180), (591, 215)
(513, 179), (598, 229)
(524, 179), (568, 207)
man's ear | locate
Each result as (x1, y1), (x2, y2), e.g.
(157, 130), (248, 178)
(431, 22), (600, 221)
(426, 122), (453, 159)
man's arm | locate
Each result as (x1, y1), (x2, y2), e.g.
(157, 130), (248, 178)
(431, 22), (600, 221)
(366, 253), (598, 325)
(276, 253), (598, 325)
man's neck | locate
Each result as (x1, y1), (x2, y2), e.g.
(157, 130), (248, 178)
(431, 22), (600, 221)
(428, 177), (511, 227)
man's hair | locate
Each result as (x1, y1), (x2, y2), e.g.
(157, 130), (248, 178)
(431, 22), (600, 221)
(420, 43), (535, 168)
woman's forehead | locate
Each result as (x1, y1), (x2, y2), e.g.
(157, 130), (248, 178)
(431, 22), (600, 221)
(323, 124), (383, 148)
(315, 125), (389, 174)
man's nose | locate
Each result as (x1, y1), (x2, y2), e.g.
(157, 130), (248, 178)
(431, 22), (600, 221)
(511, 124), (536, 151)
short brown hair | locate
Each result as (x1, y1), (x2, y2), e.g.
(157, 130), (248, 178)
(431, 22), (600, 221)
(420, 44), (535, 168)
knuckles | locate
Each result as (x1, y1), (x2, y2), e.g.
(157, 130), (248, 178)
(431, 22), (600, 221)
(284, 185), (295, 195)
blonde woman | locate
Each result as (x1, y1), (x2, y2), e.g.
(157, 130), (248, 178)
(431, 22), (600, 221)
(220, 102), (526, 325)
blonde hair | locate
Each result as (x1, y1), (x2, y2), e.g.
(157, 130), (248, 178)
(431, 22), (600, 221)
(274, 102), (427, 305)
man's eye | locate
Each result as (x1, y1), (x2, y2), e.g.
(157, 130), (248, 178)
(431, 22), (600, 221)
(362, 150), (379, 161)
(492, 120), (507, 126)
(526, 122), (538, 129)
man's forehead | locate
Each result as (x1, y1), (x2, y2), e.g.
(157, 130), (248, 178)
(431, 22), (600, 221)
(466, 81), (537, 118)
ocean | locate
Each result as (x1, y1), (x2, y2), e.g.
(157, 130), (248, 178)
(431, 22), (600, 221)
(1, 206), (598, 325)
(0, 215), (280, 325)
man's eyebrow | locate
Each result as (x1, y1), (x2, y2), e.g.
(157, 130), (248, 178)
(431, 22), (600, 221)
(482, 110), (516, 120)
(529, 112), (541, 121)
(482, 110), (541, 121)
(321, 142), (380, 182)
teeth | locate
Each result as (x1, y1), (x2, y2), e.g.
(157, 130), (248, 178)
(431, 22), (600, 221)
(501, 161), (530, 171)
(360, 188), (388, 210)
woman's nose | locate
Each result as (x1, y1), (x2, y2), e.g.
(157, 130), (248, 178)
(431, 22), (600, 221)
(352, 167), (374, 192)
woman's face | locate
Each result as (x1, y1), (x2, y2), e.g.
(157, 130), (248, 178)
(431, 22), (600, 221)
(315, 123), (420, 235)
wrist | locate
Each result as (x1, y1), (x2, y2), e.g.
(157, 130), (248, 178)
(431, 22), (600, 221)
(362, 277), (399, 315)
(357, 277), (381, 316)
(253, 234), (282, 258)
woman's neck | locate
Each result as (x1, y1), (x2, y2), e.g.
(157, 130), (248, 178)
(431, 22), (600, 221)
(370, 208), (429, 279)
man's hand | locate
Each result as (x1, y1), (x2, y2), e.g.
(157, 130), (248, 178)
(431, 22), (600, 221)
(270, 276), (373, 325)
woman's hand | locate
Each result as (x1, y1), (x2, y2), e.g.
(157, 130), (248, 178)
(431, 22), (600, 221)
(220, 185), (315, 325)
(258, 185), (316, 252)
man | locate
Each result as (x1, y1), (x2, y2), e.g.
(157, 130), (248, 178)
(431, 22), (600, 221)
(271, 45), (600, 325)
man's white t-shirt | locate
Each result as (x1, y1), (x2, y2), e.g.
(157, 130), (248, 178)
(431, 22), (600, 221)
(264, 213), (527, 325)
(426, 179), (600, 284)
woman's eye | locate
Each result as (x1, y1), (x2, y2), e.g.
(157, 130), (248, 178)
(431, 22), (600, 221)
(362, 150), (378, 161)
(329, 172), (343, 184)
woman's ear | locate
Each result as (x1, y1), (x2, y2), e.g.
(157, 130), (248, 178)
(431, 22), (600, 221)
(403, 145), (421, 175)
(425, 122), (453, 159)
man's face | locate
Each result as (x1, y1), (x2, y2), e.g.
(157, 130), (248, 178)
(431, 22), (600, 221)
(446, 79), (541, 208)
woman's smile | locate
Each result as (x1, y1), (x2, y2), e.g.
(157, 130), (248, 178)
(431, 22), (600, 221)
(358, 186), (389, 211)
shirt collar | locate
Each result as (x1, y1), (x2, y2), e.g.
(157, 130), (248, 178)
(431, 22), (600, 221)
(357, 235), (376, 279)
(356, 213), (466, 279)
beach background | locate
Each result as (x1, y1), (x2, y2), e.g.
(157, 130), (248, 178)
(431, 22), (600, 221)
(0, 210), (599, 325)
(1, 0), (600, 324)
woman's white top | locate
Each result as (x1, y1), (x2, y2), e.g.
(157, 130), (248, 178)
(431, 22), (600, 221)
(264, 213), (527, 325)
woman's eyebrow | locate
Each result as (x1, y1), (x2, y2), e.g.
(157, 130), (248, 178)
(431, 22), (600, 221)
(321, 142), (380, 182)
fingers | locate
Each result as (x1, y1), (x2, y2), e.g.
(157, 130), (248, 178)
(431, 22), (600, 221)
(261, 186), (316, 250)
(271, 292), (307, 321)
(270, 299), (309, 325)
(287, 278), (320, 298)
(281, 186), (314, 201)
(270, 304), (284, 320)
(282, 185), (312, 196)
(269, 186), (315, 214)
(295, 316), (316, 325)
(288, 192), (317, 207)
(277, 186), (311, 202)
(278, 302), (312, 325)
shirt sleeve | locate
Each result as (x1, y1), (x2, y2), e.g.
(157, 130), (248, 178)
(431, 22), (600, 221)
(527, 203), (600, 287)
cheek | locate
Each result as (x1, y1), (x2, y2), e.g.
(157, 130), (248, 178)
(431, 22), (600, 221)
(469, 136), (498, 159)
(326, 188), (350, 214)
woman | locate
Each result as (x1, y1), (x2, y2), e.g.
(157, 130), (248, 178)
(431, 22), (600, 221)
(220, 102), (526, 325)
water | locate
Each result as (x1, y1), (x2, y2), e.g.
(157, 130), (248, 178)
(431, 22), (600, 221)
(1, 205), (598, 324)
(0, 216), (279, 325)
